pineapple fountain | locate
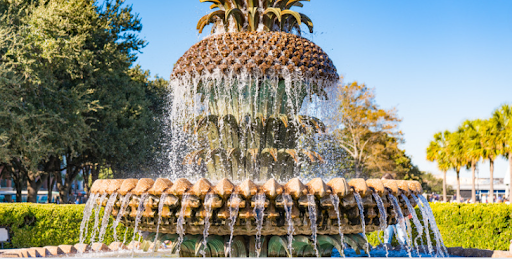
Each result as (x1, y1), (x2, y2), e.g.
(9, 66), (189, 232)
(82, 0), (447, 257)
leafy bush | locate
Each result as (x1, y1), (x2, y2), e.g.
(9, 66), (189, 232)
(431, 203), (512, 251)
(1, 203), (511, 250)
(366, 203), (512, 251)
(0, 203), (136, 248)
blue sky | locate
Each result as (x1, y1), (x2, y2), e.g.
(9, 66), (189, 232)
(124, 0), (512, 179)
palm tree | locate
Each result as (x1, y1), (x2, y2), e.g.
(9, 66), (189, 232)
(479, 118), (501, 203)
(427, 131), (451, 202)
(458, 120), (483, 203)
(492, 104), (512, 202)
(447, 131), (466, 202)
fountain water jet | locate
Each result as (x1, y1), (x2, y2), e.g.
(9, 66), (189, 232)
(282, 193), (295, 257)
(389, 193), (412, 257)
(113, 193), (131, 242)
(253, 193), (266, 257)
(90, 193), (107, 244)
(330, 194), (345, 257)
(99, 193), (118, 243)
(306, 194), (320, 257)
(79, 193), (98, 246)
(353, 192), (370, 257)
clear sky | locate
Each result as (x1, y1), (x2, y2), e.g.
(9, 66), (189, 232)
(123, 0), (512, 179)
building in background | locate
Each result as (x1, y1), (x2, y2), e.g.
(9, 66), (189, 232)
(438, 173), (508, 202)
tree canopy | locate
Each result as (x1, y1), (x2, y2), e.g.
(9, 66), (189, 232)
(0, 0), (168, 203)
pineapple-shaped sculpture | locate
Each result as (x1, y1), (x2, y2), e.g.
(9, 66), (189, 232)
(171, 0), (339, 182)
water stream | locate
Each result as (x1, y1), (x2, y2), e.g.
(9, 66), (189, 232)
(411, 194), (433, 256)
(132, 193), (149, 247)
(401, 194), (424, 256)
(388, 193), (412, 258)
(226, 194), (241, 257)
(113, 193), (132, 242)
(330, 194), (345, 257)
(372, 192), (388, 257)
(90, 193), (107, 244)
(307, 194), (320, 257)
(79, 193), (99, 245)
(153, 193), (168, 251)
(353, 193), (370, 257)
(417, 194), (448, 257)
(201, 194), (214, 257)
(175, 194), (191, 255)
(282, 194), (295, 257)
(99, 193), (118, 243)
(253, 194), (266, 257)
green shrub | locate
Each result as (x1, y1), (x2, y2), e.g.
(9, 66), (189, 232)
(430, 203), (512, 251)
(367, 203), (512, 251)
(0, 203), (136, 248)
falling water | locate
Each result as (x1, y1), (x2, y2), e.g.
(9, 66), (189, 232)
(353, 193), (371, 257)
(306, 194), (320, 257)
(330, 194), (345, 257)
(405, 219), (413, 253)
(418, 194), (448, 257)
(226, 194), (241, 257)
(175, 194), (191, 255)
(153, 193), (168, 250)
(401, 194), (424, 256)
(132, 193), (149, 247)
(90, 193), (107, 244)
(388, 194), (412, 257)
(253, 194), (266, 257)
(98, 193), (118, 243)
(79, 193), (99, 245)
(201, 194), (214, 257)
(411, 194), (433, 256)
(372, 192), (388, 257)
(113, 193), (132, 242)
(282, 194), (295, 257)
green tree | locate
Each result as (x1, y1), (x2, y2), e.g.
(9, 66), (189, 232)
(446, 130), (466, 202)
(479, 118), (501, 203)
(492, 104), (512, 202)
(458, 119), (483, 203)
(332, 82), (402, 178)
(426, 131), (451, 202)
(0, 0), (165, 203)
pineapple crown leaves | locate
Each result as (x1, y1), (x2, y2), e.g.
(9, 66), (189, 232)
(197, 0), (313, 34)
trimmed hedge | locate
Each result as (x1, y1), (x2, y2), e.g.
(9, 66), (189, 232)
(0, 204), (136, 248)
(366, 203), (512, 251)
(0, 203), (510, 250)
(431, 203), (512, 251)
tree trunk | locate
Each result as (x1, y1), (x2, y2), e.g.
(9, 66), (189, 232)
(47, 173), (53, 203)
(27, 178), (38, 203)
(443, 170), (447, 202)
(14, 180), (23, 202)
(12, 172), (23, 202)
(456, 169), (461, 203)
(56, 155), (82, 204)
(354, 160), (362, 178)
(83, 165), (90, 196)
(471, 161), (476, 203)
(509, 153), (512, 203)
(26, 171), (48, 203)
(489, 159), (494, 203)
(91, 165), (100, 184)
(48, 173), (57, 203)
(7, 161), (25, 202)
